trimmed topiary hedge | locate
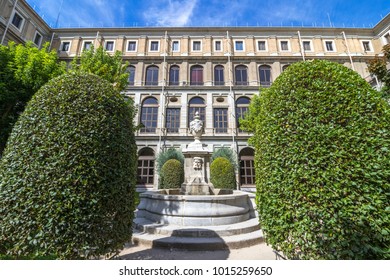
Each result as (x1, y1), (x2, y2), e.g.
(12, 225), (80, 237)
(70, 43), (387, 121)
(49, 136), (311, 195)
(210, 157), (237, 190)
(159, 159), (184, 189)
(0, 73), (137, 259)
(243, 60), (390, 259)
(156, 148), (184, 174)
(211, 147), (238, 171)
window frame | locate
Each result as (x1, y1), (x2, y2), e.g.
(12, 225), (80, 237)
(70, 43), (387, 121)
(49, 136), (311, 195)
(214, 40), (222, 52)
(104, 40), (115, 52)
(235, 65), (248, 86)
(213, 108), (228, 134)
(140, 97), (159, 133)
(33, 31), (43, 47)
(214, 65), (225, 86)
(60, 41), (71, 52)
(324, 40), (336, 52)
(82, 40), (93, 51)
(192, 40), (202, 52)
(361, 40), (373, 52)
(234, 40), (245, 52)
(137, 148), (155, 185)
(235, 96), (251, 132)
(279, 40), (290, 52)
(259, 65), (272, 88)
(149, 40), (160, 52)
(126, 40), (138, 52)
(256, 40), (268, 52)
(169, 65), (180, 86)
(145, 65), (159, 86)
(190, 65), (204, 86)
(127, 65), (136, 86)
(172, 40), (180, 52)
(188, 97), (206, 128)
(165, 107), (181, 133)
(11, 11), (24, 31)
(302, 40), (313, 52)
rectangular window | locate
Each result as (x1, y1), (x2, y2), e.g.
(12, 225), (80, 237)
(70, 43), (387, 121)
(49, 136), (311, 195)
(385, 34), (390, 44)
(83, 41), (93, 51)
(214, 108), (228, 133)
(214, 40), (222, 51)
(150, 41), (159, 51)
(303, 41), (311, 51)
(166, 108), (181, 133)
(235, 40), (244, 51)
(192, 41), (201, 51)
(257, 41), (266, 51)
(172, 40), (179, 52)
(105, 41), (114, 52)
(362, 41), (372, 52)
(34, 32), (42, 47)
(11, 12), (24, 30)
(60, 42), (70, 52)
(127, 41), (137, 52)
(280, 41), (289, 51)
(325, 41), (334, 52)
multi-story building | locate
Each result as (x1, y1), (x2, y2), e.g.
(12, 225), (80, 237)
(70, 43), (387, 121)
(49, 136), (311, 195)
(2, 0), (390, 191)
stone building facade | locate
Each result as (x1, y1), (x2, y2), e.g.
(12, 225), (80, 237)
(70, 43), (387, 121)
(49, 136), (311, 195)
(1, 0), (390, 191)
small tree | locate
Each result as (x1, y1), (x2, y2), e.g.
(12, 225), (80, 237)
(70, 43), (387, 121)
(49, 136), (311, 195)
(159, 159), (184, 189)
(0, 41), (65, 154)
(243, 60), (389, 259)
(156, 148), (185, 174)
(210, 157), (237, 190)
(70, 46), (129, 91)
(0, 73), (137, 259)
(211, 147), (238, 171)
(368, 43), (390, 100)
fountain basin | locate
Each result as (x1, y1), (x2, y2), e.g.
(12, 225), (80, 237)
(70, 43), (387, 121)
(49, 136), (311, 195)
(136, 189), (256, 227)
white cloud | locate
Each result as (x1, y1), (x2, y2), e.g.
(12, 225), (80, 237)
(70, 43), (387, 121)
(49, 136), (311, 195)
(143, 0), (198, 26)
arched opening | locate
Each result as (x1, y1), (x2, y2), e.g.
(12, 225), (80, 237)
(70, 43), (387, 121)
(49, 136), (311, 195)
(137, 147), (155, 186)
(239, 147), (255, 187)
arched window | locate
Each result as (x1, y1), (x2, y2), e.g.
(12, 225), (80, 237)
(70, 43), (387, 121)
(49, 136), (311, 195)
(236, 96), (251, 132)
(214, 65), (224, 85)
(188, 97), (206, 127)
(140, 97), (158, 133)
(239, 148), (255, 186)
(190, 65), (203, 86)
(127, 65), (135, 86)
(259, 65), (272, 87)
(137, 148), (155, 185)
(282, 64), (290, 72)
(235, 65), (248, 85)
(169, 65), (180, 86)
(145, 65), (159, 86)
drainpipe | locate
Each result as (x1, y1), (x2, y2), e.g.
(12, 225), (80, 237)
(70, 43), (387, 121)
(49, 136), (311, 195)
(1, 0), (19, 45)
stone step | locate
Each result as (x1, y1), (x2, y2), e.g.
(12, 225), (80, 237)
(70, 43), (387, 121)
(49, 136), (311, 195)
(133, 217), (261, 237)
(132, 228), (264, 250)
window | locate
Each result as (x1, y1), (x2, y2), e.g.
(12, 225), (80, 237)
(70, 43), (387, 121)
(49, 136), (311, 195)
(105, 41), (114, 51)
(282, 65), (290, 72)
(235, 40), (244, 51)
(140, 97), (159, 133)
(257, 40), (267, 51)
(362, 41), (372, 52)
(259, 65), (272, 87)
(166, 108), (181, 133)
(60, 41), (70, 52)
(236, 97), (251, 132)
(325, 41), (335, 52)
(235, 65), (248, 86)
(214, 108), (228, 133)
(192, 41), (201, 51)
(239, 148), (255, 186)
(11, 12), (24, 30)
(127, 66), (135, 86)
(150, 41), (159, 51)
(385, 34), (390, 44)
(127, 41), (137, 52)
(214, 65), (224, 86)
(190, 65), (203, 85)
(303, 41), (312, 51)
(280, 40), (289, 51)
(145, 66), (159, 86)
(172, 40), (179, 52)
(83, 41), (93, 51)
(169, 65), (180, 86)
(137, 148), (155, 185)
(214, 40), (222, 51)
(34, 32), (42, 47)
(188, 97), (206, 127)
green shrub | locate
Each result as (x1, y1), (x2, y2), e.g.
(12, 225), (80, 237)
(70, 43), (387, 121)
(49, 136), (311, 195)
(210, 157), (237, 190)
(156, 148), (184, 174)
(159, 159), (184, 189)
(0, 73), (137, 259)
(211, 147), (238, 171)
(244, 60), (390, 259)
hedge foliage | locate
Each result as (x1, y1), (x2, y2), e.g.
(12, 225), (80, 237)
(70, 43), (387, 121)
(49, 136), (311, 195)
(0, 73), (137, 259)
(210, 157), (237, 190)
(211, 147), (238, 171)
(242, 60), (389, 259)
(159, 159), (184, 189)
(156, 148), (184, 174)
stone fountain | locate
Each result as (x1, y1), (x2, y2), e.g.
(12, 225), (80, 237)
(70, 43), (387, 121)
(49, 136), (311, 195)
(132, 113), (264, 250)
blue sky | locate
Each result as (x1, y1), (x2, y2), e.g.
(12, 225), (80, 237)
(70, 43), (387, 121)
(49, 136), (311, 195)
(26, 0), (390, 28)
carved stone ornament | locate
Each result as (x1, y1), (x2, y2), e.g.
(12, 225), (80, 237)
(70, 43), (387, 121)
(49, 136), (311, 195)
(189, 112), (203, 141)
(193, 157), (203, 170)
